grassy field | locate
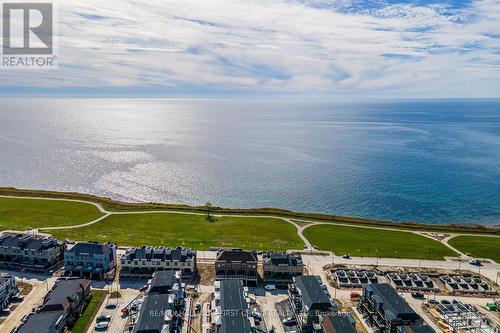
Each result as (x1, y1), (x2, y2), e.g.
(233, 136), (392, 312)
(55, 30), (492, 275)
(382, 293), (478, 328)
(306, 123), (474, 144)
(303, 225), (457, 259)
(2, 188), (498, 235)
(0, 197), (104, 231)
(448, 236), (500, 263)
(47, 213), (304, 251)
(70, 290), (106, 333)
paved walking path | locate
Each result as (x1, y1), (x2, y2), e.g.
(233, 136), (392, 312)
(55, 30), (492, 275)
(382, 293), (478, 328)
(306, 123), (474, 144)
(2, 194), (499, 261)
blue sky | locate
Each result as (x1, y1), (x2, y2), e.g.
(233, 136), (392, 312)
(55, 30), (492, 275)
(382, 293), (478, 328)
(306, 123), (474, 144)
(1, 0), (499, 97)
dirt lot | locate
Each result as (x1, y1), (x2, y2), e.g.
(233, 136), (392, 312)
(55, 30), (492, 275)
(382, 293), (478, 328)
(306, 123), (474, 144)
(198, 263), (215, 285)
(17, 281), (33, 295)
(190, 292), (212, 333)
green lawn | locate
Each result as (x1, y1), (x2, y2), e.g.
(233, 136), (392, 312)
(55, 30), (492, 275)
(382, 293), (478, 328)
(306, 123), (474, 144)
(70, 290), (106, 333)
(448, 236), (500, 263)
(0, 197), (104, 231)
(47, 213), (304, 251)
(303, 225), (457, 260)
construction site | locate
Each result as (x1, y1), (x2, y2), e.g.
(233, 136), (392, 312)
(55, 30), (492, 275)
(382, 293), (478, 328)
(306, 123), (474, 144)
(425, 300), (499, 333)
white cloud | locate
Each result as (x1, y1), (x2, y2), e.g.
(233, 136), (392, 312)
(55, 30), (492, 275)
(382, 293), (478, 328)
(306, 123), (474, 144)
(1, 0), (499, 97)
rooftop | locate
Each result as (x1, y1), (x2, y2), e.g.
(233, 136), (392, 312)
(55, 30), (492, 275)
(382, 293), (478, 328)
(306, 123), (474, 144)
(216, 249), (257, 263)
(219, 280), (253, 333)
(133, 294), (169, 333)
(123, 246), (196, 262)
(294, 275), (331, 310)
(322, 315), (357, 333)
(16, 311), (65, 333)
(0, 233), (61, 252)
(149, 270), (177, 293)
(263, 252), (303, 266)
(41, 278), (90, 312)
(364, 283), (419, 320)
(66, 242), (114, 259)
(0, 274), (15, 285)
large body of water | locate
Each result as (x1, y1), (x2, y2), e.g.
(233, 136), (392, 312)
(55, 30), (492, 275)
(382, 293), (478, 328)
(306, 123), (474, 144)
(0, 98), (499, 226)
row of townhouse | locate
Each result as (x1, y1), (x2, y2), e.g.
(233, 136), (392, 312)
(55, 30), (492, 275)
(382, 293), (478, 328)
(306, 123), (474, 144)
(120, 246), (197, 279)
(215, 249), (304, 287)
(357, 283), (435, 333)
(14, 278), (91, 333)
(0, 233), (304, 286)
(0, 233), (64, 272)
(288, 275), (362, 333)
(0, 232), (117, 279)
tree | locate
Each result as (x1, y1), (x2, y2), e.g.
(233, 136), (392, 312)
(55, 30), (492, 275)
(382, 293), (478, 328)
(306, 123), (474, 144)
(205, 202), (213, 221)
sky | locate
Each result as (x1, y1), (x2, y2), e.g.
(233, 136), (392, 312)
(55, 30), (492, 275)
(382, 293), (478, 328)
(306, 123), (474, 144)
(1, 0), (499, 98)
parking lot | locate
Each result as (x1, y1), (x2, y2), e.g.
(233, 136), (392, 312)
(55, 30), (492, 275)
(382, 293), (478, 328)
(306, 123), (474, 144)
(90, 288), (140, 333)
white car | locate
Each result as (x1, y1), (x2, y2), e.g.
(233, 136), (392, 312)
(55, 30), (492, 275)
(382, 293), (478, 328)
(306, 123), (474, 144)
(264, 284), (276, 291)
(469, 258), (481, 266)
(95, 322), (109, 330)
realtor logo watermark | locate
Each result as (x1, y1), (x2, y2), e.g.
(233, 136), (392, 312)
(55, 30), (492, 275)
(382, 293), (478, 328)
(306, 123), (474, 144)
(1, 2), (57, 68)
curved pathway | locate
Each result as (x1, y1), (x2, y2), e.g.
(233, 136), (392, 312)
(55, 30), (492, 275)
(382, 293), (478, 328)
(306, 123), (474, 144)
(2, 194), (499, 258)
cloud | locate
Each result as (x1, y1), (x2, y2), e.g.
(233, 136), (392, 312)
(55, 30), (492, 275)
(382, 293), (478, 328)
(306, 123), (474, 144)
(1, 0), (499, 97)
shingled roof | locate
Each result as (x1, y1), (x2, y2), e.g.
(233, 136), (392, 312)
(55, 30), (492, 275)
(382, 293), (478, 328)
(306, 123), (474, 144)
(364, 283), (420, 321)
(133, 294), (170, 333)
(294, 276), (331, 310)
(40, 278), (90, 312)
(219, 280), (253, 333)
(0, 233), (61, 252)
(216, 249), (257, 262)
(16, 312), (65, 333)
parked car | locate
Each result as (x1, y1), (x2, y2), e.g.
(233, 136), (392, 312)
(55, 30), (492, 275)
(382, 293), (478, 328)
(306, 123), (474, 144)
(195, 303), (202, 313)
(469, 258), (481, 266)
(95, 322), (109, 330)
(10, 296), (23, 303)
(283, 317), (297, 326)
(105, 303), (117, 309)
(264, 284), (276, 291)
(96, 314), (112, 322)
(342, 254), (351, 259)
(0, 309), (11, 316)
(411, 291), (425, 299)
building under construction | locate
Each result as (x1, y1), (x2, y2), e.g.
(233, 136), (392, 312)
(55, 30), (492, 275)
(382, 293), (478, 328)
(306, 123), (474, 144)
(430, 300), (499, 333)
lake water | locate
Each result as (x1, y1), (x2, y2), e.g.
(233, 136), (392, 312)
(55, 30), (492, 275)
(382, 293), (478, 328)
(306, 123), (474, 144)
(0, 98), (499, 226)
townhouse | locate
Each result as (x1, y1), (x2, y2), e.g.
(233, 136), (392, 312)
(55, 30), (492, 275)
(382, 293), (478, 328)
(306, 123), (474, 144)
(64, 241), (116, 279)
(215, 249), (258, 286)
(121, 246), (197, 280)
(263, 252), (304, 287)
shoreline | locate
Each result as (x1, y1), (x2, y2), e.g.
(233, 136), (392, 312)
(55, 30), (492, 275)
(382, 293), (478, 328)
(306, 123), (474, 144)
(1, 187), (498, 235)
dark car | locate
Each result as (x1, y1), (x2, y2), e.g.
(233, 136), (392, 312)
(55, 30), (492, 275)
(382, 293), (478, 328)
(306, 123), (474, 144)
(411, 291), (425, 299)
(283, 317), (297, 326)
(96, 314), (112, 322)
